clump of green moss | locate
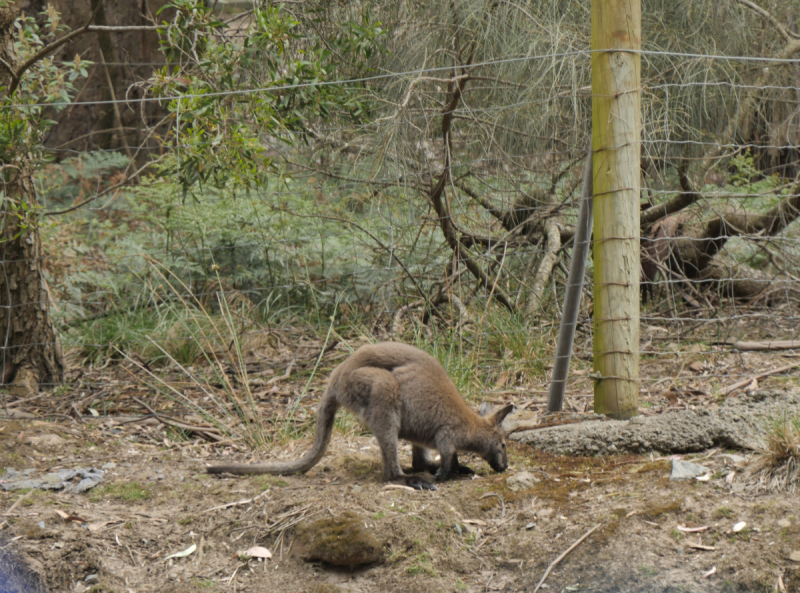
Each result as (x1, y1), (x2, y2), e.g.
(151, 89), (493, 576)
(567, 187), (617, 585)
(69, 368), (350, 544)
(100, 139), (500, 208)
(294, 511), (382, 567)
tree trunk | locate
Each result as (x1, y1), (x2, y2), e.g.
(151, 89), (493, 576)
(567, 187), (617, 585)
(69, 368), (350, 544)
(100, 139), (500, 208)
(44, 0), (172, 157)
(1, 7), (65, 395)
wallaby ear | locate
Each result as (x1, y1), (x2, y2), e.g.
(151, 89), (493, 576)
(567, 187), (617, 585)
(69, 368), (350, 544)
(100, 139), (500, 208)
(492, 404), (514, 426)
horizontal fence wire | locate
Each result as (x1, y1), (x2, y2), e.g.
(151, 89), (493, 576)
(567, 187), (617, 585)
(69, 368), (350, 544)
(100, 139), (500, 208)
(3, 42), (800, 404)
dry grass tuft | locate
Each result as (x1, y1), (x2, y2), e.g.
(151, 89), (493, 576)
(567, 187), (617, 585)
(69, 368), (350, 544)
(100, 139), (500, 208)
(746, 415), (800, 493)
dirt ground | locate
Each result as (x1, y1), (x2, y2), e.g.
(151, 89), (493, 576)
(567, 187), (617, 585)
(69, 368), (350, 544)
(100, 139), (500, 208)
(1, 391), (799, 593)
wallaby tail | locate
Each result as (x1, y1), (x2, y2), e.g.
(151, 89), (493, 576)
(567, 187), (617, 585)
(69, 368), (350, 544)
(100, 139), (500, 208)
(206, 388), (340, 476)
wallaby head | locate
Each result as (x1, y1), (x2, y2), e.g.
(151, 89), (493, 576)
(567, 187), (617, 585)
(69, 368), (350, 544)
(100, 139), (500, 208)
(478, 403), (514, 473)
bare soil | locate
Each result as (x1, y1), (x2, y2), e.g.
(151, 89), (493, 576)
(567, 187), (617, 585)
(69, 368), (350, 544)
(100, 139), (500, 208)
(1, 395), (799, 593)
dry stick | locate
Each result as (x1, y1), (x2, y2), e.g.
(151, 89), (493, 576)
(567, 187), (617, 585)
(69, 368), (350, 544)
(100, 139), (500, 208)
(131, 397), (224, 441)
(1, 490), (32, 517)
(201, 490), (271, 514)
(721, 362), (800, 397)
(532, 523), (601, 593)
(479, 493), (505, 517)
(728, 340), (800, 352)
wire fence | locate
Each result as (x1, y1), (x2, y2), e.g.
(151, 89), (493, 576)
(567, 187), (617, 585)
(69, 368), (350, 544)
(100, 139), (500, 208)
(3, 44), (800, 402)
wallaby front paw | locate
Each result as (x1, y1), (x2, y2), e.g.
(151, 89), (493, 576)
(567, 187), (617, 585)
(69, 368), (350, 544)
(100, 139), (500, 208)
(405, 475), (437, 491)
(454, 464), (475, 475)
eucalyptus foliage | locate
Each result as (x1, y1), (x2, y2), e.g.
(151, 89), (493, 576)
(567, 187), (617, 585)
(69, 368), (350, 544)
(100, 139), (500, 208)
(150, 0), (385, 190)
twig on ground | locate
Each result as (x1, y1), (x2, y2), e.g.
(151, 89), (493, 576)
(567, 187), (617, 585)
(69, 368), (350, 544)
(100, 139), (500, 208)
(201, 490), (271, 514)
(532, 523), (601, 593)
(479, 493), (506, 517)
(722, 362), (800, 397)
(728, 340), (800, 352)
(131, 397), (224, 442)
(267, 360), (295, 385)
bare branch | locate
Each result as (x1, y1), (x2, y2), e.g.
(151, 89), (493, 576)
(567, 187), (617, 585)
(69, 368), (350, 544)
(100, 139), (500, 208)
(733, 0), (797, 43)
(640, 157), (702, 226)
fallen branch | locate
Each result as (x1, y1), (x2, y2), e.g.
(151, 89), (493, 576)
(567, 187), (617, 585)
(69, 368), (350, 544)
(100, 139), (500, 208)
(686, 540), (716, 551)
(727, 340), (800, 352)
(532, 523), (601, 593)
(200, 489), (271, 514)
(131, 397), (225, 442)
(722, 362), (800, 397)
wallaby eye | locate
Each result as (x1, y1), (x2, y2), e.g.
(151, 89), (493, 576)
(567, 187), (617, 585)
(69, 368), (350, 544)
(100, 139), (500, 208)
(501, 442), (506, 449)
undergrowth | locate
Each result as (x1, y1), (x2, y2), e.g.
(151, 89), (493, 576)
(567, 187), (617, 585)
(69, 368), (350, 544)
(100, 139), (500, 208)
(746, 414), (800, 493)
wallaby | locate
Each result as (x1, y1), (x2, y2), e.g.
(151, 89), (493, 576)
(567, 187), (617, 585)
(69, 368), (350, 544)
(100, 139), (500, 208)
(207, 342), (514, 490)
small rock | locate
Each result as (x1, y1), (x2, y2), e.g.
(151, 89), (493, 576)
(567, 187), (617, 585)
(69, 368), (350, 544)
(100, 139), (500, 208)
(790, 551), (800, 563)
(294, 511), (382, 567)
(101, 462), (117, 471)
(732, 521), (746, 533)
(719, 454), (747, 465)
(778, 519), (792, 528)
(506, 471), (540, 491)
(37, 521), (45, 529)
(670, 460), (711, 480)
(525, 522), (535, 530)
(84, 574), (99, 584)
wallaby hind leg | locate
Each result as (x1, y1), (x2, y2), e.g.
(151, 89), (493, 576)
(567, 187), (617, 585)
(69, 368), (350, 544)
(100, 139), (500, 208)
(351, 367), (436, 491)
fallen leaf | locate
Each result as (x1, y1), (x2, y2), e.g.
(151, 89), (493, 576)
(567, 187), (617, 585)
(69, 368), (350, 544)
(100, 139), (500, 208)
(725, 471), (736, 484)
(695, 473), (712, 482)
(241, 546), (272, 559)
(54, 510), (69, 520)
(164, 544), (196, 561)
(703, 567), (716, 578)
(732, 522), (746, 533)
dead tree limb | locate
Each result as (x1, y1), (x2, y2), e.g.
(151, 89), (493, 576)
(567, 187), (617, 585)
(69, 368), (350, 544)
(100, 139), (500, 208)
(640, 157), (702, 226)
(524, 220), (561, 317)
(427, 46), (515, 313)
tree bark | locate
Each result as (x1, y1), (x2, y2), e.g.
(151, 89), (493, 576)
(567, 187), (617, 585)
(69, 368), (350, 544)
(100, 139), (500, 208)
(1, 7), (65, 395)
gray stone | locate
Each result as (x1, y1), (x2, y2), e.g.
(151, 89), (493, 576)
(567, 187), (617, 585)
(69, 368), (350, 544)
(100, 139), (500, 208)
(670, 460), (710, 480)
(0, 468), (104, 492)
(506, 471), (540, 491)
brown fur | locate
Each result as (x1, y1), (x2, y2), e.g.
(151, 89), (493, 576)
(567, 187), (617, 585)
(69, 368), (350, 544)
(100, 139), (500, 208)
(207, 342), (514, 490)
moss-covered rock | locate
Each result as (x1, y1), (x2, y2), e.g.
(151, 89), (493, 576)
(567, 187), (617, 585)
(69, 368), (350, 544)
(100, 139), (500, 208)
(294, 511), (382, 567)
